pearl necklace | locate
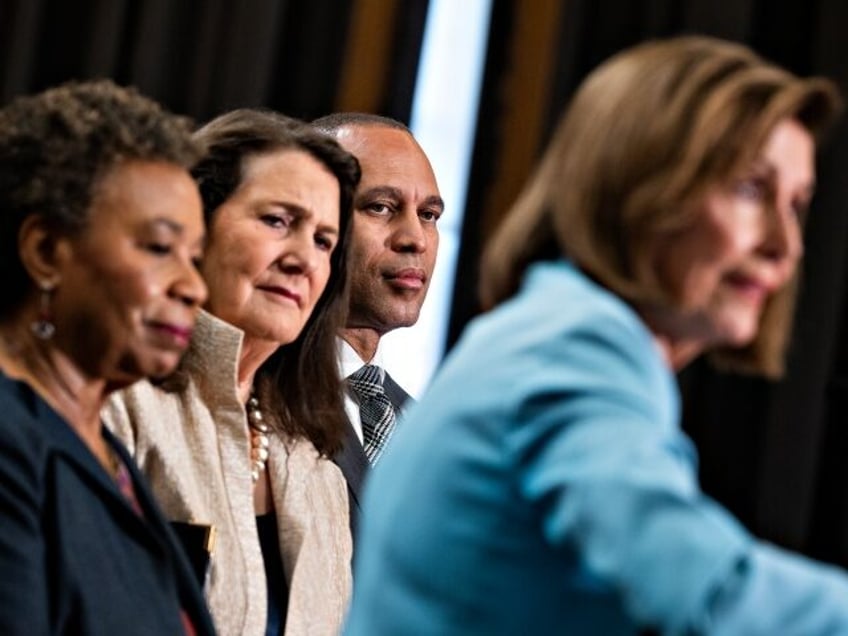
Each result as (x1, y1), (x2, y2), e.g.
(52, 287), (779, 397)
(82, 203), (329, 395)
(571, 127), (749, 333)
(247, 391), (270, 483)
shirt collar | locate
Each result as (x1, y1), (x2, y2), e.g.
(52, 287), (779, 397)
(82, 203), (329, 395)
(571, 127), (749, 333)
(338, 336), (386, 381)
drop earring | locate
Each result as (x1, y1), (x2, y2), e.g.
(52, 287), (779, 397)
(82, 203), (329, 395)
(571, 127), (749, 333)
(30, 281), (56, 340)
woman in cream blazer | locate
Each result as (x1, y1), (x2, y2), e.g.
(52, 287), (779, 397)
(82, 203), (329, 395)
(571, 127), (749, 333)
(106, 109), (360, 636)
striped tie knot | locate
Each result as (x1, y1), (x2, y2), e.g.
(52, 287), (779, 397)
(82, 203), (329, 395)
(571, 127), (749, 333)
(348, 364), (397, 464)
(348, 364), (385, 399)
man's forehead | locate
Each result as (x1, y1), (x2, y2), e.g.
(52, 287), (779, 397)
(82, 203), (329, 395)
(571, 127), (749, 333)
(341, 126), (438, 188)
(337, 123), (416, 155)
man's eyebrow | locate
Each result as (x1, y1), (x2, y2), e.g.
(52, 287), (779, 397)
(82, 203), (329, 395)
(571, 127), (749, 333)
(358, 187), (444, 208)
(422, 195), (445, 212)
(358, 186), (403, 201)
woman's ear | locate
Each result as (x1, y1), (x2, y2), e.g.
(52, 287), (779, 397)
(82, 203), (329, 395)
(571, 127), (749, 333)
(18, 215), (63, 288)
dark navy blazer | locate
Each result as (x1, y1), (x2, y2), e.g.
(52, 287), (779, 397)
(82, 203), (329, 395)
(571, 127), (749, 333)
(333, 371), (411, 548)
(0, 374), (215, 635)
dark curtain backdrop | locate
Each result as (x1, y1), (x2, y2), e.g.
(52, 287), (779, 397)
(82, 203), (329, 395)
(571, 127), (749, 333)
(4, 0), (848, 566)
(0, 0), (427, 122)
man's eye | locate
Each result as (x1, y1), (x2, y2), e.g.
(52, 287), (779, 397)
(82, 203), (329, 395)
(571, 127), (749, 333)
(365, 202), (392, 215)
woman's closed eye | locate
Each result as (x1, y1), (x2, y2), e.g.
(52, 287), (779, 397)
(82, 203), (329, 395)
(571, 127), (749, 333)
(145, 241), (173, 256)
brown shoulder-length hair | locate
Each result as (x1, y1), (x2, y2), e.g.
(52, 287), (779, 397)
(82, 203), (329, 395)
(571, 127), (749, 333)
(480, 36), (841, 378)
(191, 108), (361, 456)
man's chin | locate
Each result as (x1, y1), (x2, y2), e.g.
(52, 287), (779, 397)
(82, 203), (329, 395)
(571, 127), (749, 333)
(348, 306), (424, 333)
(387, 304), (425, 330)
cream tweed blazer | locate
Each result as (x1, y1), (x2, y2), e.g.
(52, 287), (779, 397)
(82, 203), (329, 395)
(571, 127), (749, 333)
(103, 311), (352, 636)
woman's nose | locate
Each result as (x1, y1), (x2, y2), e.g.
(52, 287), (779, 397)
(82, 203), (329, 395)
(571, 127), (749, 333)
(758, 201), (803, 265)
(278, 231), (318, 274)
(172, 260), (208, 307)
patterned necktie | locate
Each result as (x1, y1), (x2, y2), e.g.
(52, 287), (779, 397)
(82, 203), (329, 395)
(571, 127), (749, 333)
(348, 364), (398, 464)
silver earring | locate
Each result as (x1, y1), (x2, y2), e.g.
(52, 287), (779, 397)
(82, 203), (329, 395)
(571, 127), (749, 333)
(30, 281), (56, 340)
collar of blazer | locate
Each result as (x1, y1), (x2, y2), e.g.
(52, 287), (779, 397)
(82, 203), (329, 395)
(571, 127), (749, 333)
(9, 375), (170, 552)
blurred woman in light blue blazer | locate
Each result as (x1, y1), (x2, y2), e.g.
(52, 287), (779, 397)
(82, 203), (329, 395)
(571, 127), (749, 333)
(345, 36), (848, 635)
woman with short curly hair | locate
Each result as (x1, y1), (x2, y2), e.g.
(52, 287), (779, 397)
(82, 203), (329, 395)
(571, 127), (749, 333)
(0, 79), (214, 634)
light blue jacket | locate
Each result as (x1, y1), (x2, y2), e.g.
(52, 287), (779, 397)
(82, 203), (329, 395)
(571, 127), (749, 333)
(346, 260), (848, 635)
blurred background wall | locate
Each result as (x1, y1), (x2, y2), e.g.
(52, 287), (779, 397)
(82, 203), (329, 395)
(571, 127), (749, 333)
(4, 0), (848, 567)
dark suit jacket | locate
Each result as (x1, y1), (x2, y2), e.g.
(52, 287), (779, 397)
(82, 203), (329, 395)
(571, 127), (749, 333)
(333, 370), (412, 548)
(0, 374), (215, 635)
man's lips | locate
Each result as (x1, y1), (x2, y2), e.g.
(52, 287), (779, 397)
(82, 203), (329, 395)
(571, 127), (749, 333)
(384, 268), (426, 291)
(257, 285), (302, 307)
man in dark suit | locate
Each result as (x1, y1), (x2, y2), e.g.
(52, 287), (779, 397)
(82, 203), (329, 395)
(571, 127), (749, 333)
(313, 114), (443, 543)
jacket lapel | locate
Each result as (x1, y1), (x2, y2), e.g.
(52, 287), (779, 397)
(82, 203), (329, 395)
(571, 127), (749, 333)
(382, 371), (412, 412)
(334, 419), (369, 509)
(31, 391), (166, 553)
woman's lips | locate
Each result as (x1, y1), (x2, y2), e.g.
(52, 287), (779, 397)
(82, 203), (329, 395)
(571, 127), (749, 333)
(724, 272), (772, 305)
(148, 322), (193, 348)
(258, 285), (302, 307)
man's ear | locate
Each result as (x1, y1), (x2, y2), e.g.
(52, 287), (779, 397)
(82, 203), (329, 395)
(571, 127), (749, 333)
(18, 215), (65, 288)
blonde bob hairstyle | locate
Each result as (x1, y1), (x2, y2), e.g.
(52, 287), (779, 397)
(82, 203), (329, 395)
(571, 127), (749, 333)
(480, 36), (841, 378)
